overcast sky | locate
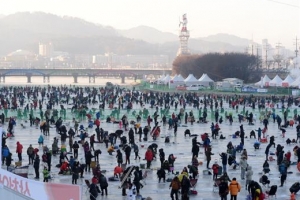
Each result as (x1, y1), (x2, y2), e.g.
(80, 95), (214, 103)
(0, 0), (299, 50)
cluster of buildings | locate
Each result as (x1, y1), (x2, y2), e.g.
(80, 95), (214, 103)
(0, 42), (170, 69)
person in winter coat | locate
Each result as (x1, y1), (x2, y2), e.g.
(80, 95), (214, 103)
(212, 161), (219, 180)
(169, 176), (180, 200)
(219, 178), (229, 200)
(159, 148), (165, 167)
(279, 162), (287, 187)
(89, 178), (101, 200)
(72, 141), (79, 158)
(145, 148), (154, 169)
(187, 164), (198, 179)
(72, 162), (80, 184)
(124, 145), (132, 164)
(116, 149), (123, 167)
(1, 145), (10, 164)
(38, 135), (44, 146)
(34, 155), (40, 179)
(84, 150), (94, 172)
(181, 175), (191, 200)
(157, 167), (166, 183)
(290, 182), (300, 194)
(27, 144), (34, 165)
(168, 154), (176, 174)
(228, 178), (241, 200)
(16, 141), (23, 162)
(248, 180), (262, 200)
(43, 166), (49, 182)
(132, 143), (141, 160)
(240, 156), (248, 180)
(246, 165), (253, 188)
(205, 146), (213, 169)
(99, 174), (108, 196)
(133, 167), (142, 195)
(255, 128), (262, 140)
(5, 152), (13, 170)
(220, 152), (228, 173)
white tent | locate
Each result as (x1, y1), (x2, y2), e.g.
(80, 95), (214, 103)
(198, 74), (214, 86)
(158, 75), (165, 81)
(290, 76), (300, 87)
(255, 75), (271, 87)
(282, 75), (294, 87)
(269, 75), (283, 87)
(169, 74), (185, 88)
(163, 74), (171, 83)
(184, 74), (199, 86)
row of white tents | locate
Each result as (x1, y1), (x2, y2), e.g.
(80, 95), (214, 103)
(158, 74), (214, 88)
(255, 74), (300, 87)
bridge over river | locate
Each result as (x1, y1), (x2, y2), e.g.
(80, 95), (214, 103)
(0, 68), (172, 83)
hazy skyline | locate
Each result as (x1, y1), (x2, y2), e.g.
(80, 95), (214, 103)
(1, 0), (299, 50)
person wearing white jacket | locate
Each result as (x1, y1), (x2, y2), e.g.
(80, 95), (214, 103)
(240, 156), (248, 180)
(245, 165), (253, 188)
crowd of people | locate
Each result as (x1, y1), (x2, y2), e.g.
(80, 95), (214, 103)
(1, 84), (300, 200)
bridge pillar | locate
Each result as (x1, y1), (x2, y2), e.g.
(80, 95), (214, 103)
(26, 75), (31, 83)
(73, 75), (78, 83)
(89, 76), (95, 83)
(120, 73), (125, 84)
(0, 76), (5, 83)
(43, 76), (50, 83)
(134, 75), (137, 82)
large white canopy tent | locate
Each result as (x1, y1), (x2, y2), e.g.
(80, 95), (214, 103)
(198, 74), (214, 86)
(290, 76), (300, 87)
(269, 75), (283, 87)
(163, 74), (171, 84)
(184, 74), (199, 86)
(169, 74), (185, 88)
(254, 75), (271, 87)
(282, 75), (294, 87)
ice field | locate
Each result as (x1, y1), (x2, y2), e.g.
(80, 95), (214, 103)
(1, 94), (300, 200)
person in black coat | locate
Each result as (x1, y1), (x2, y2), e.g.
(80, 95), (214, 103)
(248, 181), (262, 200)
(240, 125), (245, 145)
(290, 182), (300, 194)
(72, 141), (79, 159)
(46, 151), (52, 171)
(269, 136), (275, 148)
(89, 181), (101, 200)
(133, 167), (142, 195)
(159, 148), (165, 167)
(220, 152), (228, 173)
(34, 155), (40, 179)
(124, 145), (131, 164)
(85, 150), (94, 172)
(219, 178), (229, 200)
(192, 144), (200, 159)
(72, 161), (80, 184)
(157, 167), (166, 183)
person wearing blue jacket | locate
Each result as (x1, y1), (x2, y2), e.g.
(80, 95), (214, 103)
(2, 145), (10, 164)
(279, 163), (287, 187)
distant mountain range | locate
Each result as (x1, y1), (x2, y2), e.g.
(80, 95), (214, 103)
(0, 12), (259, 58)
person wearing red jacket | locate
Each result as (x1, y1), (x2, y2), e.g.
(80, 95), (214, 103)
(94, 119), (100, 128)
(145, 148), (154, 169)
(212, 161), (219, 180)
(285, 151), (291, 162)
(16, 141), (23, 162)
